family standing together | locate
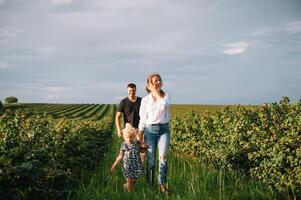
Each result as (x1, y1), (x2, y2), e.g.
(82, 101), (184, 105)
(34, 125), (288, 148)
(111, 73), (171, 193)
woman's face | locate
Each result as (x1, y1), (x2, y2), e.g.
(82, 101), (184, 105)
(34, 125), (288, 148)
(151, 75), (162, 90)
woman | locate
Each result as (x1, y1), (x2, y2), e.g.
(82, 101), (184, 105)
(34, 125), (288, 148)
(138, 73), (170, 192)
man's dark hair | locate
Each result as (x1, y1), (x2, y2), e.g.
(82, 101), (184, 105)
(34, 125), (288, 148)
(127, 83), (136, 89)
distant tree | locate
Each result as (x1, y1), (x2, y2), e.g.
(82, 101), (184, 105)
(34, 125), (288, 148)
(0, 100), (3, 111)
(5, 96), (18, 104)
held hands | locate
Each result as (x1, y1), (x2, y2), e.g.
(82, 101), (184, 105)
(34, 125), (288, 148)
(140, 142), (147, 153)
(138, 131), (147, 153)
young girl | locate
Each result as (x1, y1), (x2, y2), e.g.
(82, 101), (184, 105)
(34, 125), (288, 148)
(111, 123), (145, 192)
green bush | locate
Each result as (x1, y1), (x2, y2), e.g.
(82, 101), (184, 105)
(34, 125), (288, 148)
(5, 96), (18, 104)
(0, 112), (113, 200)
(170, 97), (301, 198)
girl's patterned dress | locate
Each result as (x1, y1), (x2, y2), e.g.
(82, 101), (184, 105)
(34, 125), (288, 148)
(121, 140), (144, 179)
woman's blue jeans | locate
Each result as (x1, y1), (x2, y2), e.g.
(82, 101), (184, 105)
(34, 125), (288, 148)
(144, 123), (170, 186)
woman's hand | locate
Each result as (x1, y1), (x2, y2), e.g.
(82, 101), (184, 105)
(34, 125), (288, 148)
(147, 82), (161, 99)
(146, 82), (156, 93)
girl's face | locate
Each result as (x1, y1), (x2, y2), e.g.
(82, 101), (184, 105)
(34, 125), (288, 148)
(124, 132), (135, 143)
(151, 75), (162, 90)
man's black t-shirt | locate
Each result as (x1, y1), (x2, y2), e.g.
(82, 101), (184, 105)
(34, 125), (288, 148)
(118, 97), (142, 128)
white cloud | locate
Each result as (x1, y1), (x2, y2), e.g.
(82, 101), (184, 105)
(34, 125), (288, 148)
(250, 20), (301, 48)
(47, 86), (65, 100)
(222, 42), (250, 55)
(36, 46), (58, 55)
(252, 20), (301, 36)
(47, 86), (65, 92)
(0, 26), (23, 39)
(285, 21), (301, 34)
(0, 62), (9, 69)
(21, 85), (65, 92)
(48, 93), (60, 99)
(251, 28), (272, 37)
(50, 0), (72, 6)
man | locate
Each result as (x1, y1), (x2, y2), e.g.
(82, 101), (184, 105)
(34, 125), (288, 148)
(116, 83), (142, 137)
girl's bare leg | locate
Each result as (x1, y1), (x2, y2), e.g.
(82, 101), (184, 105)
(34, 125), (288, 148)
(124, 178), (136, 192)
(140, 152), (146, 163)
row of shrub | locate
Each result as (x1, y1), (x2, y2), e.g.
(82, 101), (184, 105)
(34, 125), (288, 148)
(170, 97), (301, 198)
(0, 112), (113, 200)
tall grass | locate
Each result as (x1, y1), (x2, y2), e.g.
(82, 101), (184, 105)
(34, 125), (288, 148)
(74, 133), (276, 200)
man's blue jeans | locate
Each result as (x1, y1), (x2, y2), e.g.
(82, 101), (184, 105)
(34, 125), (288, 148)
(144, 123), (170, 186)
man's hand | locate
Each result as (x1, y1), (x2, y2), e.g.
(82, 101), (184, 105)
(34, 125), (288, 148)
(117, 130), (122, 138)
(115, 112), (123, 138)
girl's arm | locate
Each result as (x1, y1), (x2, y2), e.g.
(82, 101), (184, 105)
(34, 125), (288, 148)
(111, 151), (124, 172)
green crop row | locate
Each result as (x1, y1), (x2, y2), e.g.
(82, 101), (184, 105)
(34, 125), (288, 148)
(0, 112), (113, 200)
(170, 97), (301, 198)
(2, 104), (117, 121)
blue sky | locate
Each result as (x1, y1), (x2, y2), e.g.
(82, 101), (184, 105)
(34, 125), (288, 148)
(0, 0), (300, 104)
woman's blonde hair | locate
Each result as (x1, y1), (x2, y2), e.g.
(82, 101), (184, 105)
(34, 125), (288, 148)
(145, 73), (165, 96)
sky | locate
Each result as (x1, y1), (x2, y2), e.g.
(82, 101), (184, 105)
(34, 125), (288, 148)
(0, 0), (300, 104)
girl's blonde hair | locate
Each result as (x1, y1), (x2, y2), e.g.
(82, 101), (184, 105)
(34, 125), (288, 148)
(145, 73), (165, 95)
(122, 123), (138, 139)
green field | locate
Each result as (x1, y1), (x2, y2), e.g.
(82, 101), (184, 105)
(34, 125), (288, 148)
(5, 103), (248, 117)
(1, 101), (299, 200)
(3, 103), (116, 120)
(170, 104), (227, 115)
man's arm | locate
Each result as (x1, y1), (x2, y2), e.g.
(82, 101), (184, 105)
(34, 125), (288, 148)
(115, 111), (123, 137)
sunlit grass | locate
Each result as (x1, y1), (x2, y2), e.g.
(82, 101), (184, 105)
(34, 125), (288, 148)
(74, 133), (276, 200)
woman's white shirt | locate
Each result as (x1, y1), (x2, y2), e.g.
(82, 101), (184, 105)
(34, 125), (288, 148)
(138, 92), (170, 132)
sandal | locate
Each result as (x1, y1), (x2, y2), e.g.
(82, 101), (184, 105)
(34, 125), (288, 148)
(123, 183), (128, 192)
(159, 184), (167, 193)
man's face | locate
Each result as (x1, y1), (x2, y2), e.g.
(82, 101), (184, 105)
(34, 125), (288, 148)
(127, 87), (136, 98)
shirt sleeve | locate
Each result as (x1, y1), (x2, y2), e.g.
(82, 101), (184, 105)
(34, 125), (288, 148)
(138, 97), (147, 132)
(118, 99), (124, 112)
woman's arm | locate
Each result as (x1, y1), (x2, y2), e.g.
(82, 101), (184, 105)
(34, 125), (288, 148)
(138, 97), (147, 132)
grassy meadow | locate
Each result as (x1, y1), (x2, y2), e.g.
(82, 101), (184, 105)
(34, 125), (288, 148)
(75, 131), (276, 200)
